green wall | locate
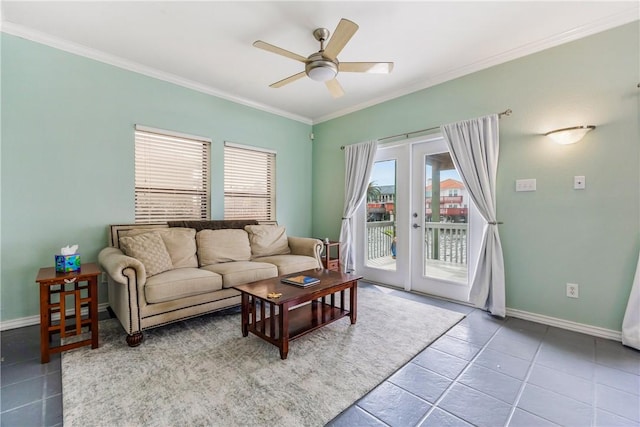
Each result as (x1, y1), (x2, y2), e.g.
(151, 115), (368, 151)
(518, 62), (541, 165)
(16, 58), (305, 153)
(311, 22), (640, 332)
(1, 34), (312, 322)
(2, 23), (638, 332)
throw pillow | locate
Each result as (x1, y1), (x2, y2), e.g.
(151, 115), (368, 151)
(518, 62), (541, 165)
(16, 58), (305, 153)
(124, 228), (197, 268)
(244, 225), (291, 258)
(196, 229), (252, 266)
(119, 232), (173, 277)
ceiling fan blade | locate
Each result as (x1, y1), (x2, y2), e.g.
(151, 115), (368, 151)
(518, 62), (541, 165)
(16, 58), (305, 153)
(325, 79), (345, 98)
(253, 40), (307, 63)
(269, 72), (306, 88)
(339, 62), (394, 74)
(323, 19), (359, 60)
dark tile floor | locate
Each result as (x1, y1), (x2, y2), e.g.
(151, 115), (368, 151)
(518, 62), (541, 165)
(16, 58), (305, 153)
(1, 285), (639, 427)
(329, 285), (640, 427)
(1, 311), (110, 427)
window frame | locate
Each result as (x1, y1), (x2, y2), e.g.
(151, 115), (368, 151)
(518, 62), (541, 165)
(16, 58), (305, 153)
(223, 141), (276, 221)
(134, 125), (211, 224)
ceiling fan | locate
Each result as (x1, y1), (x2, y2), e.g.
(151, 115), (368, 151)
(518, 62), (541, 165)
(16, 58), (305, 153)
(253, 18), (394, 98)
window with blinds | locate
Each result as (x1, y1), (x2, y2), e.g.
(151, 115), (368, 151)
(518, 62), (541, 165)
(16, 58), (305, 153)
(224, 142), (275, 221)
(134, 126), (210, 223)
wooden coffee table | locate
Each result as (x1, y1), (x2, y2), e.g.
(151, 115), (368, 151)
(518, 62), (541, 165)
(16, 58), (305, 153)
(233, 269), (361, 359)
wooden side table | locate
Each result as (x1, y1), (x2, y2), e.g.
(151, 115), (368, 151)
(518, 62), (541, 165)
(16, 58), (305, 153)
(35, 262), (101, 363)
(321, 240), (341, 272)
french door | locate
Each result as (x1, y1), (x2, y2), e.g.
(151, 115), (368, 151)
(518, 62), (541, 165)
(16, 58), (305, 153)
(354, 143), (409, 288)
(355, 136), (479, 302)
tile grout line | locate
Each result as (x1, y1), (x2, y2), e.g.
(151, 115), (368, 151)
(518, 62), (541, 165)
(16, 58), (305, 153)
(512, 336), (640, 426)
(348, 404), (393, 427)
(591, 340), (640, 425)
(42, 371), (49, 424)
(0, 393), (61, 415)
(413, 315), (505, 426)
(592, 338), (598, 427)
(345, 291), (475, 427)
(347, 305), (472, 426)
(503, 325), (554, 427)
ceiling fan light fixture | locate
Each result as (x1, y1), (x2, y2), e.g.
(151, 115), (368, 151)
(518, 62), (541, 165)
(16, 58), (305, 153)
(254, 18), (391, 95)
(306, 60), (338, 82)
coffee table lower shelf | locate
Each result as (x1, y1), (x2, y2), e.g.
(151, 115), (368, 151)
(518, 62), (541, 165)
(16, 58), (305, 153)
(251, 300), (349, 343)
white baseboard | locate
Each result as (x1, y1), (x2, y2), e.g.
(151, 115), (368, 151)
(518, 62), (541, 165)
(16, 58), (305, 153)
(0, 303), (110, 331)
(506, 307), (622, 342)
(0, 303), (622, 342)
(407, 284), (623, 342)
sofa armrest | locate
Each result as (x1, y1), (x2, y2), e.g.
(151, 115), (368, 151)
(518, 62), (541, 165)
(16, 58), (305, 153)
(98, 246), (146, 340)
(288, 236), (323, 266)
(98, 247), (147, 286)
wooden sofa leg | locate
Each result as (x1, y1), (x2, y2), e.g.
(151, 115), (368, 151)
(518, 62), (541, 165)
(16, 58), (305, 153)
(126, 332), (144, 347)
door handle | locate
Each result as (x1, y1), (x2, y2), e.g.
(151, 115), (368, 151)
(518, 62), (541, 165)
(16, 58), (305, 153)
(412, 223), (421, 229)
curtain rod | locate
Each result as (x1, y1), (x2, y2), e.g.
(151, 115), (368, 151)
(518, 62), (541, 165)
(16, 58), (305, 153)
(340, 109), (512, 150)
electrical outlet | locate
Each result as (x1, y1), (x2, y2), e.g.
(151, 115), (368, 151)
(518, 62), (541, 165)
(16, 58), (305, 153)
(566, 283), (579, 298)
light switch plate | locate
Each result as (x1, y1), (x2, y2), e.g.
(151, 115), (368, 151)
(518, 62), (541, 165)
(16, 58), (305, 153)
(574, 176), (586, 190)
(516, 179), (536, 192)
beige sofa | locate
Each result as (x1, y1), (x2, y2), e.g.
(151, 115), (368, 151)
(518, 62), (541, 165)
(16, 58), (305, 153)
(98, 221), (322, 346)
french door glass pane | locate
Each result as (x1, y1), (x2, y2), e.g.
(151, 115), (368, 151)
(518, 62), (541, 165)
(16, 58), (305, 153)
(365, 160), (396, 271)
(424, 152), (468, 284)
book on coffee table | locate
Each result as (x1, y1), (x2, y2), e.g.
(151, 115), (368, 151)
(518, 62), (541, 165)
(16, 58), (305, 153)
(281, 275), (320, 287)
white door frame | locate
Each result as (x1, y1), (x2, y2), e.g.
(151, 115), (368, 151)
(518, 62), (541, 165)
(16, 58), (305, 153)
(409, 139), (478, 301)
(354, 134), (478, 303)
(354, 143), (410, 289)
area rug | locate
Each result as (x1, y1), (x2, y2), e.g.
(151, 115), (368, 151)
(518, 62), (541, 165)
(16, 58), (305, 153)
(62, 286), (464, 427)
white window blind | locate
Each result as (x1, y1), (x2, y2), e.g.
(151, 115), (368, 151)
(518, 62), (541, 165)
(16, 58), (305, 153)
(134, 126), (210, 223)
(224, 143), (275, 221)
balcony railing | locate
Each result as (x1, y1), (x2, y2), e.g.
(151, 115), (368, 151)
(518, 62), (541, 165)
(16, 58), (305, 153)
(366, 221), (395, 259)
(366, 221), (467, 265)
(425, 222), (467, 264)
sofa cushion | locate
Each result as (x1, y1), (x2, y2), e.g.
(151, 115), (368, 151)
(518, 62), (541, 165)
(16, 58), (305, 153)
(144, 268), (223, 304)
(119, 232), (173, 277)
(201, 261), (277, 288)
(244, 225), (291, 258)
(252, 254), (320, 276)
(123, 228), (197, 268)
(196, 229), (252, 266)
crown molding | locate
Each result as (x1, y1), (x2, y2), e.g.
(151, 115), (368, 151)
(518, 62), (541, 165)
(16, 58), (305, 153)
(313, 10), (639, 125)
(0, 21), (313, 126)
(1, 8), (636, 127)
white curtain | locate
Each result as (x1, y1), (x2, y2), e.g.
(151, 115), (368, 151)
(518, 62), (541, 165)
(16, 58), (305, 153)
(440, 114), (506, 317)
(622, 246), (640, 349)
(339, 140), (378, 273)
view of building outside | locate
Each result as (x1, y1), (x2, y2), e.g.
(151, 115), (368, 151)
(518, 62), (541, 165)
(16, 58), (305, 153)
(366, 160), (467, 225)
(426, 178), (468, 223)
(365, 154), (468, 284)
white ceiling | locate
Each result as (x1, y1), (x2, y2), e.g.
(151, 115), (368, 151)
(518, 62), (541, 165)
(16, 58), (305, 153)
(2, 1), (638, 124)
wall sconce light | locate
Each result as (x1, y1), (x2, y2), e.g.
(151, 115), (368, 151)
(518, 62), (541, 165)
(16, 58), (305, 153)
(544, 125), (596, 145)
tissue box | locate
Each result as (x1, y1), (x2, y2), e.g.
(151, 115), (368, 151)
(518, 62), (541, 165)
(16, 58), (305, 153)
(55, 254), (81, 273)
